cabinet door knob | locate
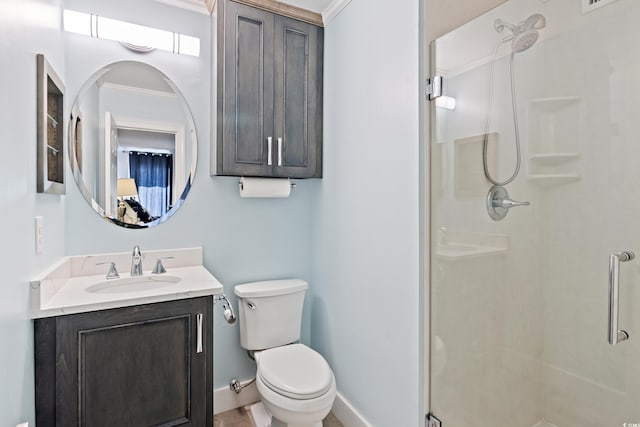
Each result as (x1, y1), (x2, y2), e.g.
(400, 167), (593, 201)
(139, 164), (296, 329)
(277, 137), (283, 166)
(267, 137), (273, 166)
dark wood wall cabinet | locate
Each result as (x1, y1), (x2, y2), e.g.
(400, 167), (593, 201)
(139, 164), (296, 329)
(217, 0), (324, 178)
(34, 297), (213, 427)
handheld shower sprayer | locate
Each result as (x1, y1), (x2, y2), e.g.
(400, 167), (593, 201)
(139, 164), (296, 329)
(524, 13), (546, 31)
(482, 12), (547, 189)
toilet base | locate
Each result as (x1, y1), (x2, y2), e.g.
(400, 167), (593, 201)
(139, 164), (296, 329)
(271, 417), (322, 427)
(255, 366), (335, 427)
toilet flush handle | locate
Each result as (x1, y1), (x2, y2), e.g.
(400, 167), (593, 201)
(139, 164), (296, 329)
(246, 300), (256, 310)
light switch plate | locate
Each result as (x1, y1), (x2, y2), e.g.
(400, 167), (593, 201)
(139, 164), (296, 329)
(35, 216), (44, 255)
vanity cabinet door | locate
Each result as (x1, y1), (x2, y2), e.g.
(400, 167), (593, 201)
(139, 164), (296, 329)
(216, 0), (323, 178)
(34, 297), (213, 427)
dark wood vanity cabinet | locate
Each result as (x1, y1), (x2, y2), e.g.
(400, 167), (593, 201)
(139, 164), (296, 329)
(34, 297), (213, 427)
(217, 0), (323, 178)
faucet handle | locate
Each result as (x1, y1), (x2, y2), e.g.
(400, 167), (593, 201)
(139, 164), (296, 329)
(152, 257), (174, 274)
(96, 261), (120, 279)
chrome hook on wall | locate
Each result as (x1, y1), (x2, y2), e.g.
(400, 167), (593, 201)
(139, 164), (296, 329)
(215, 294), (237, 324)
(486, 185), (530, 221)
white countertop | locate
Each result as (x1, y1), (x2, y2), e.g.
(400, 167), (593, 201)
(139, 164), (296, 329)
(30, 247), (224, 318)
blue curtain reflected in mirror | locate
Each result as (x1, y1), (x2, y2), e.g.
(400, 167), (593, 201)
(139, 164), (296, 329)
(129, 152), (173, 217)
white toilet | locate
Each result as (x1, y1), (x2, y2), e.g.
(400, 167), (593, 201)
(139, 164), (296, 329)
(234, 279), (336, 427)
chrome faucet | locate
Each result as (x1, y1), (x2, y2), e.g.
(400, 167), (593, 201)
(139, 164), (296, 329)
(131, 245), (143, 276)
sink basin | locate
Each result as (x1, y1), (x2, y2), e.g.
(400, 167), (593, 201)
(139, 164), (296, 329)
(86, 275), (181, 294)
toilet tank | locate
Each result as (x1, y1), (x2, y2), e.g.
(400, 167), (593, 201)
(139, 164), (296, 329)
(234, 279), (308, 350)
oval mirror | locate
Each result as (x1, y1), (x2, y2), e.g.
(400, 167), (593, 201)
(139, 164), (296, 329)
(69, 61), (197, 229)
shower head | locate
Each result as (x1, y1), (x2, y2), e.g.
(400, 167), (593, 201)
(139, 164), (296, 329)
(512, 30), (539, 53)
(494, 13), (546, 53)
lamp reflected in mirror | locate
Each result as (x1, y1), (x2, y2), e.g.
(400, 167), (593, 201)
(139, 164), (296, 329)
(117, 178), (138, 223)
(117, 178), (138, 199)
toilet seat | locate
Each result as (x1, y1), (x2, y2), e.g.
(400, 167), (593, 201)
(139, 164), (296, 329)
(257, 344), (333, 400)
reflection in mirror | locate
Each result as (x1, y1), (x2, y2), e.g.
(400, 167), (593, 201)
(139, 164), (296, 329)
(69, 61), (197, 228)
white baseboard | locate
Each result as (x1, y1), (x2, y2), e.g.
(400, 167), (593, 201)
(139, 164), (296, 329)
(214, 385), (372, 427)
(213, 380), (260, 415)
(331, 391), (372, 427)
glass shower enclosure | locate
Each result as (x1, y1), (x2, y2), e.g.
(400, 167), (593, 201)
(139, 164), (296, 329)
(429, 0), (640, 426)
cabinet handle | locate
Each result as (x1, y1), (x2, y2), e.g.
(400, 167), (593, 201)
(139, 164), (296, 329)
(196, 313), (203, 353)
(277, 137), (283, 166)
(267, 137), (273, 166)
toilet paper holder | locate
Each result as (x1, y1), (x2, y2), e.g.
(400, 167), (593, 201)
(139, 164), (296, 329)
(238, 177), (296, 198)
(215, 294), (236, 324)
(238, 180), (296, 190)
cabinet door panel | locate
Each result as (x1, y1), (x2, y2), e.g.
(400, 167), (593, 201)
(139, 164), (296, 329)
(218, 0), (274, 176)
(79, 316), (190, 427)
(53, 298), (212, 427)
(273, 16), (323, 178)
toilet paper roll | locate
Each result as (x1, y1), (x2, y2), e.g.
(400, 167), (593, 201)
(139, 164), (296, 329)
(239, 177), (292, 198)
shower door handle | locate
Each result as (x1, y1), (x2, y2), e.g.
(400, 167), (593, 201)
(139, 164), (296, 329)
(608, 251), (634, 345)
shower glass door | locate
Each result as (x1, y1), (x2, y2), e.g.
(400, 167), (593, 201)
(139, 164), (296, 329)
(430, 0), (640, 426)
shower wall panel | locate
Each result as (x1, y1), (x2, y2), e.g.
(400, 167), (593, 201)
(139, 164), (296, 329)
(430, 0), (640, 426)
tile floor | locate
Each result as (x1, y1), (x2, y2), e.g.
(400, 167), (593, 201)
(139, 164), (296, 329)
(214, 404), (344, 427)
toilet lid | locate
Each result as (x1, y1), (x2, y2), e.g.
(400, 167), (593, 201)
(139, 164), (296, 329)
(257, 344), (333, 400)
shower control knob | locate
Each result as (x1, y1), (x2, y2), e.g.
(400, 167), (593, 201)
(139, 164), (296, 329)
(494, 197), (530, 209)
(486, 185), (530, 221)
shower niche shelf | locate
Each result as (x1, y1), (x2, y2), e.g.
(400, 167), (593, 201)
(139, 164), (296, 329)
(527, 96), (582, 187)
(529, 152), (580, 165)
(435, 230), (509, 261)
(526, 174), (580, 187)
(530, 96), (581, 112)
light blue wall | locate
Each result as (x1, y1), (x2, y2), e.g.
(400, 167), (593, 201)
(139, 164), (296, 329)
(311, 0), (422, 425)
(0, 0), (66, 425)
(63, 0), (316, 392)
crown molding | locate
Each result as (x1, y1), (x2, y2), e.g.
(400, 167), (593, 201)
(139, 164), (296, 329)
(99, 82), (179, 99)
(154, 0), (212, 15)
(155, 0), (349, 25)
(232, 0), (323, 26)
(322, 0), (351, 25)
